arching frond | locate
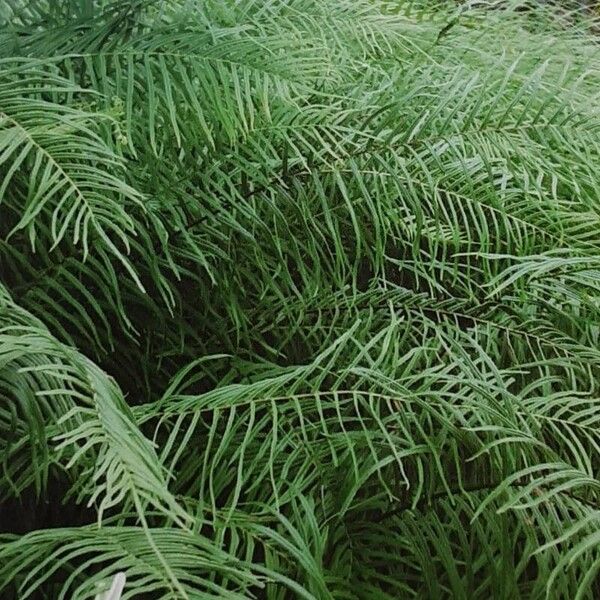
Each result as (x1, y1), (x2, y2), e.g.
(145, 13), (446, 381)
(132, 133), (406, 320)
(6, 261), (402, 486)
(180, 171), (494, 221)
(0, 287), (187, 527)
(0, 61), (143, 279)
(0, 525), (263, 600)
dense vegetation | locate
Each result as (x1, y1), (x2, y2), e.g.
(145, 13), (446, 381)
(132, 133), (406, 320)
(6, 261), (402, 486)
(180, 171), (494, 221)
(1, 0), (600, 598)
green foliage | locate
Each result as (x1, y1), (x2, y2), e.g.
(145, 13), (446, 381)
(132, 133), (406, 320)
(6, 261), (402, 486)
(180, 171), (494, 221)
(1, 0), (600, 597)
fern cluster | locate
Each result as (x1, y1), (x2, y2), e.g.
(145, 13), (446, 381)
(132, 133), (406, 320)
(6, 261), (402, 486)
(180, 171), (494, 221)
(1, 0), (600, 598)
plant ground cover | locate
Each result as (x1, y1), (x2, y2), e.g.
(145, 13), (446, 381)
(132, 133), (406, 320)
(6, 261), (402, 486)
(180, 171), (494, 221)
(1, 1), (600, 598)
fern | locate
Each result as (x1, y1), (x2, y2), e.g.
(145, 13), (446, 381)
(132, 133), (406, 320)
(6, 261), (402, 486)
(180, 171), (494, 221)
(1, 0), (600, 598)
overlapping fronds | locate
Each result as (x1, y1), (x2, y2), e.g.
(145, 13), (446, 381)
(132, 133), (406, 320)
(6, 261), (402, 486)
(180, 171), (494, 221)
(1, 0), (600, 598)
